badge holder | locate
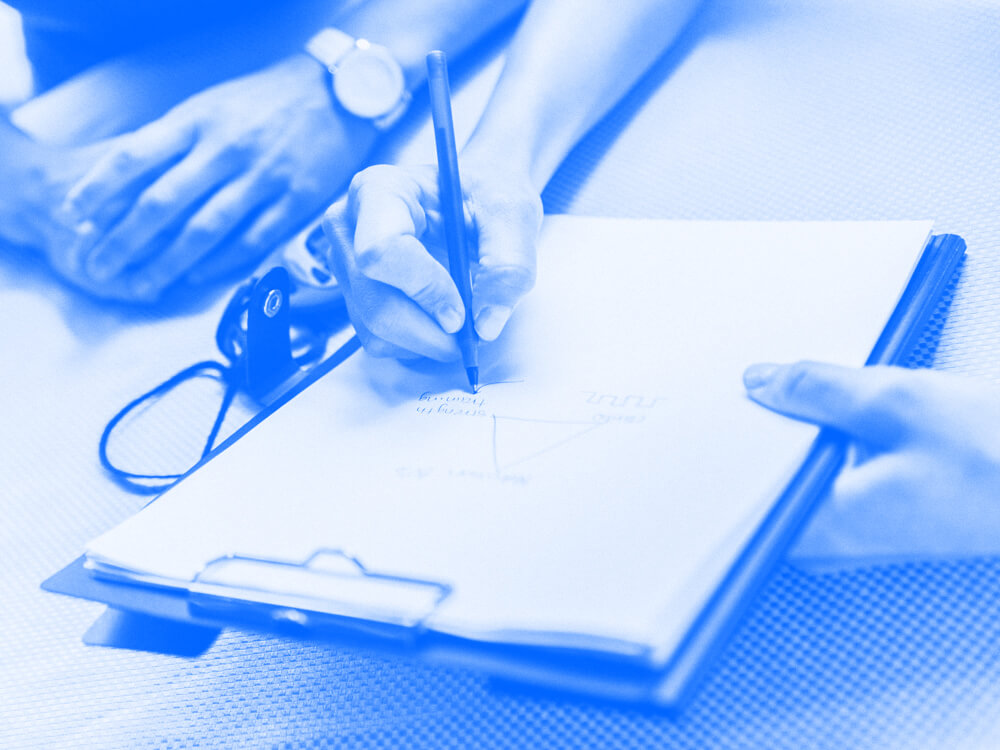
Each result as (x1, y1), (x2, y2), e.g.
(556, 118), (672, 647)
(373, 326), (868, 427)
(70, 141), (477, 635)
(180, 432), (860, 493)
(98, 228), (356, 496)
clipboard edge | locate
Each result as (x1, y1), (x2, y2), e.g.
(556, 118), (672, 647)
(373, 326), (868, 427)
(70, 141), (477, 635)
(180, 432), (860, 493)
(651, 232), (967, 709)
(42, 233), (966, 710)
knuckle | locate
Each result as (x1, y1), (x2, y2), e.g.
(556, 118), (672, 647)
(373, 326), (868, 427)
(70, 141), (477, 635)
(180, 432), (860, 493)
(408, 278), (444, 309)
(476, 188), (542, 226)
(218, 138), (256, 166)
(137, 193), (171, 221)
(323, 199), (347, 226)
(349, 165), (417, 209)
(200, 206), (237, 235)
(108, 148), (137, 174)
(477, 262), (536, 296)
(781, 361), (819, 402)
(349, 165), (393, 198)
(869, 372), (921, 418)
(364, 308), (394, 344)
(184, 221), (220, 247)
(289, 176), (325, 201)
(354, 240), (389, 273)
(364, 337), (396, 359)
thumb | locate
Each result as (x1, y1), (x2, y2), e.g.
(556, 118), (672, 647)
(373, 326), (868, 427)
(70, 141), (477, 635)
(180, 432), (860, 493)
(742, 361), (926, 447)
(469, 192), (542, 341)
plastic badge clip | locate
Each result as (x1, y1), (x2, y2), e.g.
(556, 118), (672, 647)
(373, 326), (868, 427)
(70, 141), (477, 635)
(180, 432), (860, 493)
(189, 549), (451, 640)
(244, 266), (308, 402)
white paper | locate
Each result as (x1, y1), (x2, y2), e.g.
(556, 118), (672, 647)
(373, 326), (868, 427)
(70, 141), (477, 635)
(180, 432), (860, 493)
(87, 217), (933, 665)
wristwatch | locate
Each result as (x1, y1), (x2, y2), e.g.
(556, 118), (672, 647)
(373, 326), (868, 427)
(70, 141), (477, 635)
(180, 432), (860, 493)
(305, 28), (411, 130)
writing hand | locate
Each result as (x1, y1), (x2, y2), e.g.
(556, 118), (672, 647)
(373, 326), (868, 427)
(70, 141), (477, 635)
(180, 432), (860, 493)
(62, 54), (377, 300)
(322, 160), (541, 360)
(743, 361), (1000, 569)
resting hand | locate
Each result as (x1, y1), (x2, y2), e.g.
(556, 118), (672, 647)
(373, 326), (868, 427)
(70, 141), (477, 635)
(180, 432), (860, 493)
(322, 160), (542, 360)
(743, 361), (1000, 568)
(0, 124), (120, 295)
(62, 54), (378, 300)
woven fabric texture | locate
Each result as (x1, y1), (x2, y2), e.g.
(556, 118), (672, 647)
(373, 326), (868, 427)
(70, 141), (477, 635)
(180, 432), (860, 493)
(3, 0), (1000, 747)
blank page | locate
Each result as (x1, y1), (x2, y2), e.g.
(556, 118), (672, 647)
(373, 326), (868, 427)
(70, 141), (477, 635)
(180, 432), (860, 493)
(87, 217), (932, 665)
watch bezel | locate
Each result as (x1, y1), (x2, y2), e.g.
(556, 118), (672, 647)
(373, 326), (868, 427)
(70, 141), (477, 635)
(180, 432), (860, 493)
(332, 41), (408, 121)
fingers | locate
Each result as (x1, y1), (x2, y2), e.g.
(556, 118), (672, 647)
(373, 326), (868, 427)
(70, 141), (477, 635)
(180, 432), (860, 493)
(244, 178), (330, 252)
(183, 238), (261, 286)
(469, 190), (541, 340)
(82, 144), (249, 282)
(323, 193), (460, 362)
(349, 315), (422, 360)
(128, 168), (286, 298)
(322, 163), (541, 360)
(349, 166), (465, 333)
(62, 120), (197, 226)
(789, 455), (931, 571)
(742, 361), (933, 447)
(187, 182), (334, 286)
(349, 276), (461, 361)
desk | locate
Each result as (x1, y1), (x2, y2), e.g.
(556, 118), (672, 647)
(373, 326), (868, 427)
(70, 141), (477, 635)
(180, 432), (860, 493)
(4, 1), (1000, 747)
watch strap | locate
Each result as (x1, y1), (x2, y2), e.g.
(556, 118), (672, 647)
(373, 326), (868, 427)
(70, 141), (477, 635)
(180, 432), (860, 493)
(305, 28), (356, 70)
(305, 27), (411, 131)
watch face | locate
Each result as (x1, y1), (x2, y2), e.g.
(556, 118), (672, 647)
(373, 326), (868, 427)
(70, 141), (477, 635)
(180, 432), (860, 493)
(334, 46), (405, 119)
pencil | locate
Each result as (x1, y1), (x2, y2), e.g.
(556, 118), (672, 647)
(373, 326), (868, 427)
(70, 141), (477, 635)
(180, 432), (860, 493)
(426, 50), (479, 393)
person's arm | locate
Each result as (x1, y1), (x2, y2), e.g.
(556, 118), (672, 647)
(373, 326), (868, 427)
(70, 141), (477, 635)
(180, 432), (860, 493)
(743, 361), (1000, 567)
(57, 0), (526, 302)
(323, 0), (703, 360)
(465, 0), (701, 193)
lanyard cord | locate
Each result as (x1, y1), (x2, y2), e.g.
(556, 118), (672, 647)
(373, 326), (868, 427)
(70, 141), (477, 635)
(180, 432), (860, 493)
(98, 276), (333, 495)
(97, 361), (240, 494)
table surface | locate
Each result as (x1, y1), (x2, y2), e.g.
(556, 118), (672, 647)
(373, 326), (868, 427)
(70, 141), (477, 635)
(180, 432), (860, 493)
(4, 1), (1000, 747)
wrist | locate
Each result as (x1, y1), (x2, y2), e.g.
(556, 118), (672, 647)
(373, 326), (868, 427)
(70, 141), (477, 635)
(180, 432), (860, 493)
(299, 30), (412, 131)
(1, 118), (43, 178)
(462, 117), (547, 194)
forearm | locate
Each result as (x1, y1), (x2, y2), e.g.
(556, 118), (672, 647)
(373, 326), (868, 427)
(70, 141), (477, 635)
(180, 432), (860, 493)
(334, 0), (527, 90)
(0, 116), (37, 174)
(465, 0), (703, 190)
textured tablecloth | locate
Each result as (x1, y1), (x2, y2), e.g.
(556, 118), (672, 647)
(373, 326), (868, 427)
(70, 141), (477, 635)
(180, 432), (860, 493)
(3, 0), (1000, 747)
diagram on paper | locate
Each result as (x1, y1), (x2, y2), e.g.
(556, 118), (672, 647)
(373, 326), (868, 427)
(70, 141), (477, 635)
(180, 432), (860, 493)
(408, 383), (663, 483)
(489, 414), (604, 474)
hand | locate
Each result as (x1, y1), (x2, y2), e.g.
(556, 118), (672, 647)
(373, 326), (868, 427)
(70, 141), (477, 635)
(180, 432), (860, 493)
(61, 54), (379, 301)
(743, 361), (1000, 569)
(0, 123), (119, 295)
(322, 160), (542, 360)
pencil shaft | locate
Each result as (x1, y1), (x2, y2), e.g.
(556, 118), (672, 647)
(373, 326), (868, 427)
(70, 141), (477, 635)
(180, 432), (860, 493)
(427, 50), (478, 390)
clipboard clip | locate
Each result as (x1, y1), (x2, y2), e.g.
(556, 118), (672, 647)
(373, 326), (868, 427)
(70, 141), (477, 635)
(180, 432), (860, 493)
(188, 549), (452, 640)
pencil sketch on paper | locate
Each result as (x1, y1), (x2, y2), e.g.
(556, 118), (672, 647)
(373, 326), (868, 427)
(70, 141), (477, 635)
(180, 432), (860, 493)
(490, 414), (604, 474)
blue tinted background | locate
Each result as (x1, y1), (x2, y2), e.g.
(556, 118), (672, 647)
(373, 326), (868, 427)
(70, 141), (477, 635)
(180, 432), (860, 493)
(3, 0), (1000, 747)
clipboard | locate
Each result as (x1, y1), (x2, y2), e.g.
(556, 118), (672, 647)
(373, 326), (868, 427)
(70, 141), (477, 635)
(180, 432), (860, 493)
(44, 222), (965, 710)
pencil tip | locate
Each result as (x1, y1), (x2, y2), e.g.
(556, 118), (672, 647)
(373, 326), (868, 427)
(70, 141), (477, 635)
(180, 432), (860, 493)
(467, 367), (479, 393)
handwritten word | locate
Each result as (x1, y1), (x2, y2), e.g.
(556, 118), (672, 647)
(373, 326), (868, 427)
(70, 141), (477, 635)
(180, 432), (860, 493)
(415, 403), (487, 417)
(418, 392), (486, 409)
(592, 413), (646, 425)
(394, 466), (529, 486)
(583, 392), (662, 409)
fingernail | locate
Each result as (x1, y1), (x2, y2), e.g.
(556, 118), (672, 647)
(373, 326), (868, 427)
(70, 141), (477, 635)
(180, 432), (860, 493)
(130, 279), (158, 302)
(743, 363), (780, 390)
(87, 252), (116, 282)
(437, 304), (465, 334)
(65, 221), (96, 274)
(58, 198), (82, 225)
(475, 305), (512, 341)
